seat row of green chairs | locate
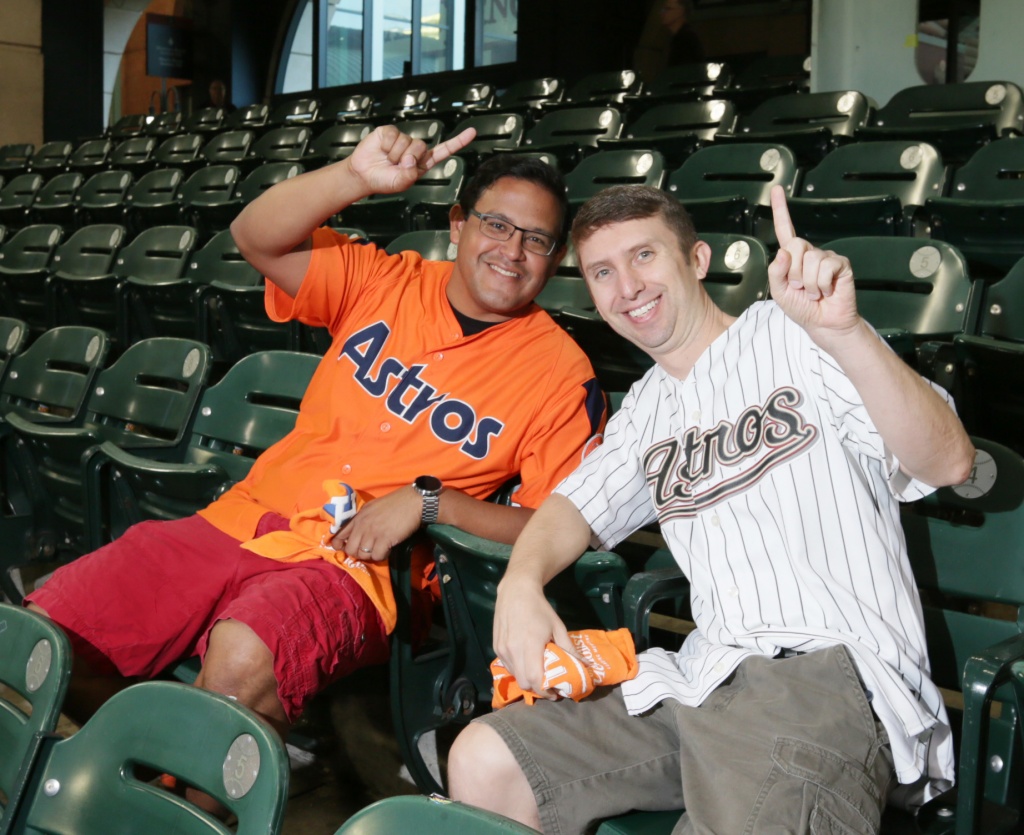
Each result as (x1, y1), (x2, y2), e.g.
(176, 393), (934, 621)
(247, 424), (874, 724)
(0, 323), (318, 604)
(0, 604), (290, 835)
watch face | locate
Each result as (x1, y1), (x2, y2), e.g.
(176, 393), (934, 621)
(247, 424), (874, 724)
(415, 475), (443, 493)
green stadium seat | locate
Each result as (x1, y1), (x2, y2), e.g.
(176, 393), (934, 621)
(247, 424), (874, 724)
(3, 336), (211, 571)
(334, 795), (538, 834)
(565, 149), (667, 219)
(714, 53), (810, 115)
(716, 89), (874, 167)
(181, 106), (225, 135)
(106, 136), (158, 177)
(123, 168), (185, 235)
(223, 103), (269, 132)
(824, 236), (976, 366)
(856, 81), (1024, 165)
(512, 105), (624, 170)
(492, 77), (565, 123)
(196, 129), (255, 175)
(312, 93), (374, 130)
(369, 88), (432, 124)
(923, 137), (1024, 279)
(384, 230), (457, 261)
(26, 142), (73, 179)
(0, 603), (71, 827)
(0, 225), (64, 336)
(635, 61), (733, 108)
(27, 172), (83, 228)
(65, 138), (112, 177)
(241, 125), (311, 175)
(105, 112), (147, 140)
(265, 96), (320, 131)
(0, 144), (34, 179)
(143, 110), (182, 137)
(2, 681), (288, 835)
(174, 164), (242, 244)
(597, 99), (736, 169)
(83, 349), (317, 548)
(389, 524), (630, 794)
(0, 174), (45, 231)
(450, 112), (525, 173)
(149, 132), (204, 175)
(304, 123), (372, 168)
(786, 140), (947, 244)
(430, 81), (497, 131)
(664, 142), (799, 237)
(73, 169), (133, 228)
(541, 70), (643, 113)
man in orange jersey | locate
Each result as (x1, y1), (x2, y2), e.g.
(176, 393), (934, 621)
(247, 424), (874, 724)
(26, 125), (605, 752)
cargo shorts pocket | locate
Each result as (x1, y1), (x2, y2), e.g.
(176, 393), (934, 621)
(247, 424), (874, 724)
(742, 736), (890, 835)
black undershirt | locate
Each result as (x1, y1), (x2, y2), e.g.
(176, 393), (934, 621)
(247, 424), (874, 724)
(452, 306), (501, 336)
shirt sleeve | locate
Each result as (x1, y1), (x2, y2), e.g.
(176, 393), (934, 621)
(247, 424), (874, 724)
(798, 319), (955, 502)
(264, 227), (376, 332)
(554, 388), (658, 549)
(511, 347), (608, 510)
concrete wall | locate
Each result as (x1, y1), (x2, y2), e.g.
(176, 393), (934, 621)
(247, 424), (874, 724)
(0, 0), (44, 146)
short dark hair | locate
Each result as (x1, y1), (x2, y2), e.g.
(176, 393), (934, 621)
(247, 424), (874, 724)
(459, 155), (569, 245)
(572, 185), (698, 262)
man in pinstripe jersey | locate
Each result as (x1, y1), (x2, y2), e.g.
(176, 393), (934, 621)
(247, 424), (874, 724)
(449, 185), (975, 834)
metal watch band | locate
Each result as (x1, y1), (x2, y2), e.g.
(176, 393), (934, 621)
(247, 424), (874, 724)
(421, 493), (440, 525)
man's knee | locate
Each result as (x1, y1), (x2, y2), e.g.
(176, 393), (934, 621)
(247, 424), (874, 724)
(449, 722), (531, 809)
(201, 619), (276, 691)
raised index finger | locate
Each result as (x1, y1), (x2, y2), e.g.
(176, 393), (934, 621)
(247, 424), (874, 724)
(770, 184), (797, 247)
(421, 126), (478, 171)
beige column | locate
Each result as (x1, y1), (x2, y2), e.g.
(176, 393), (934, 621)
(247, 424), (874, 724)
(0, 0), (43, 147)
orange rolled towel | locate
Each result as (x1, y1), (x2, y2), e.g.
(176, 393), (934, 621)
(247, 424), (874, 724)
(491, 628), (639, 709)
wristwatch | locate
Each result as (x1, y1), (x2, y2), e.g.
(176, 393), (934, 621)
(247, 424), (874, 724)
(413, 475), (443, 525)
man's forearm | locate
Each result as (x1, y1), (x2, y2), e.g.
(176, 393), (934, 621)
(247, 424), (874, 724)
(499, 494), (593, 589)
(230, 159), (369, 297)
(813, 319), (974, 487)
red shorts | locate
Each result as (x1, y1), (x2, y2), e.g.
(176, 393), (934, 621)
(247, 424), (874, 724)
(26, 513), (389, 722)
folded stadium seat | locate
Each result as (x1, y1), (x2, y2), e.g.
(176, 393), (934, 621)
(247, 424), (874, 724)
(713, 53), (810, 115)
(0, 174), (46, 232)
(303, 123), (373, 169)
(312, 93), (374, 131)
(143, 110), (182, 138)
(123, 168), (185, 235)
(183, 161), (302, 246)
(43, 224), (128, 339)
(1, 681), (288, 835)
(105, 112), (147, 140)
(509, 105), (623, 170)
(0, 143), (34, 179)
(390, 117), (447, 150)
(785, 140), (946, 245)
(631, 61), (733, 112)
(715, 89), (875, 168)
(3, 336), (212, 562)
(824, 236), (976, 368)
(199, 256), (296, 365)
(334, 795), (539, 835)
(0, 225), (64, 337)
(173, 164), (242, 245)
(564, 148), (668, 220)
(0, 316), (29, 378)
(533, 243), (595, 321)
(83, 349), (319, 547)
(239, 124), (311, 176)
(389, 523), (630, 795)
(65, 138), (112, 177)
(946, 256), (1024, 452)
(539, 70), (644, 116)
(194, 128), (256, 177)
(492, 76), (565, 125)
(148, 132), (204, 176)
(429, 81), (497, 131)
(558, 305), (654, 392)
(0, 325), (110, 602)
(73, 169), (133, 228)
(27, 171), (84, 228)
(181, 105), (226, 135)
(664, 142), (799, 237)
(223, 102), (269, 132)
(923, 137), (1024, 280)
(596, 99), (736, 169)
(106, 135), (158, 177)
(340, 154), (465, 245)
(0, 224), (5, 246)
(855, 80), (1024, 166)
(263, 96), (320, 134)
(26, 141), (74, 180)
(0, 603), (71, 820)
(369, 88), (432, 124)
(107, 226), (201, 347)
(449, 112), (525, 174)
(594, 435), (1024, 835)
(384, 229), (456, 261)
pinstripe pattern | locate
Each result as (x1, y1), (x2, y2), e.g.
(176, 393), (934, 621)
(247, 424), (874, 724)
(556, 301), (954, 802)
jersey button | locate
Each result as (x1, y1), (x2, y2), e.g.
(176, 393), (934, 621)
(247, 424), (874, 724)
(728, 586), (739, 598)
(692, 410), (702, 422)
(380, 422), (391, 432)
(434, 352), (443, 360)
(711, 514), (720, 527)
(713, 662), (726, 675)
(341, 464), (352, 474)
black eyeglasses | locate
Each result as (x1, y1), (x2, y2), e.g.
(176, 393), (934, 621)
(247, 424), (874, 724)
(469, 210), (559, 257)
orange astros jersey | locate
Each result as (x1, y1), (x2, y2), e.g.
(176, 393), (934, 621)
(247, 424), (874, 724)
(200, 225), (605, 546)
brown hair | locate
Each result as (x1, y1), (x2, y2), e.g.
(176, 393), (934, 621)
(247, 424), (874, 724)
(571, 185), (698, 262)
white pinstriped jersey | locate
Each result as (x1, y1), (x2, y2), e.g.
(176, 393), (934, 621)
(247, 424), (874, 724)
(555, 301), (954, 801)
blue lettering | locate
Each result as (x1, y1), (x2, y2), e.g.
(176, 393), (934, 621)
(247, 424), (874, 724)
(431, 399), (476, 444)
(460, 416), (504, 459)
